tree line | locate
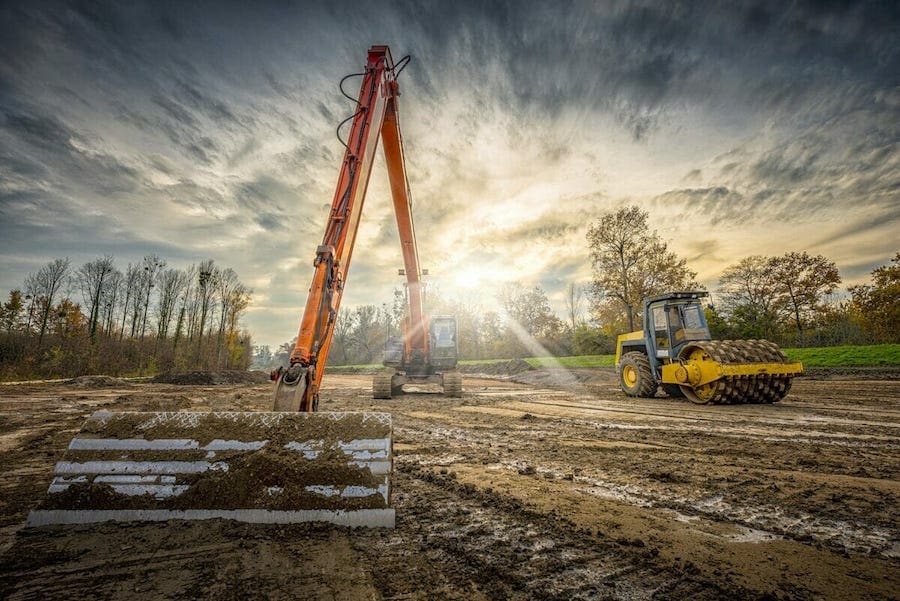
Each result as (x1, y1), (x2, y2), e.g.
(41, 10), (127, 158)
(255, 206), (897, 368)
(252, 281), (591, 370)
(0, 255), (253, 380)
(586, 206), (898, 348)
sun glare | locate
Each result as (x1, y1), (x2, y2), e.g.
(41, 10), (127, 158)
(452, 266), (488, 290)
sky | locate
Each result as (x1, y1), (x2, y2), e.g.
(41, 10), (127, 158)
(1, 0), (898, 349)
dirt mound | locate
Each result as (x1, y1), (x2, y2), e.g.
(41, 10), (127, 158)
(507, 366), (618, 388)
(459, 359), (533, 376)
(328, 366), (380, 375)
(802, 366), (900, 380)
(150, 370), (270, 385)
(66, 375), (132, 388)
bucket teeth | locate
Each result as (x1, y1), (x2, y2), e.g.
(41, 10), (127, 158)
(28, 411), (395, 528)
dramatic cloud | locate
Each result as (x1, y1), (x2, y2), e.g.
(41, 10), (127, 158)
(1, 0), (897, 347)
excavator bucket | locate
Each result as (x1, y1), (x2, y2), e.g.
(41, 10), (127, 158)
(27, 410), (394, 528)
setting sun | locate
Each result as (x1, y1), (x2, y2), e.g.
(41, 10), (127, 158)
(451, 265), (490, 290)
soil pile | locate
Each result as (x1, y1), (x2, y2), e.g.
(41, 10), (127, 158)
(459, 359), (533, 376)
(66, 375), (132, 388)
(151, 370), (270, 385)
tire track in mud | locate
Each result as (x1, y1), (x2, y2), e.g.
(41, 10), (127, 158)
(359, 463), (739, 600)
(393, 397), (899, 560)
(505, 397), (900, 438)
(2, 539), (232, 600)
(2, 522), (381, 601)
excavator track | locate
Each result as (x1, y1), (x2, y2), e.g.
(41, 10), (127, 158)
(442, 371), (463, 398)
(373, 372), (394, 400)
(677, 340), (796, 405)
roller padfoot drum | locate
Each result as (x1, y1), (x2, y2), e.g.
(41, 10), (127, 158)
(28, 411), (394, 528)
(675, 340), (801, 405)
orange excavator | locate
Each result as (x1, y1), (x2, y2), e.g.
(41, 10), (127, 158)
(28, 45), (437, 530)
(273, 44), (460, 410)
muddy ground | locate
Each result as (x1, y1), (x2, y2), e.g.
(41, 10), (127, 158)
(0, 369), (897, 600)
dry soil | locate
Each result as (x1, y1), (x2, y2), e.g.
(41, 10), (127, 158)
(0, 369), (897, 600)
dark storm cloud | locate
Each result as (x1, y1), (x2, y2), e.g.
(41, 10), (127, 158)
(656, 81), (899, 228)
(839, 257), (893, 283)
(652, 187), (747, 226)
(1, 104), (141, 195)
(682, 238), (725, 265)
(172, 79), (243, 130)
(1, 0), (897, 346)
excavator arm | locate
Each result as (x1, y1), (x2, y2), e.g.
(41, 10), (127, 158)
(381, 90), (429, 368)
(274, 45), (425, 411)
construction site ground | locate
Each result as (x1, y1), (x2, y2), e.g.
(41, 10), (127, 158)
(0, 368), (897, 600)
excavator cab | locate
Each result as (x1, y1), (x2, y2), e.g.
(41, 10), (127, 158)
(374, 315), (462, 399)
(429, 316), (459, 371)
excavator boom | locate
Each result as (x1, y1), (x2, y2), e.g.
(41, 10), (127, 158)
(274, 45), (428, 412)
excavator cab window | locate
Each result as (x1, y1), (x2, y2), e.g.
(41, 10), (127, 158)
(435, 326), (454, 348)
(430, 317), (457, 350)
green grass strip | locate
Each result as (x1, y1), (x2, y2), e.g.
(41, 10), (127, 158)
(522, 355), (616, 368)
(782, 344), (900, 367)
(327, 344), (899, 371)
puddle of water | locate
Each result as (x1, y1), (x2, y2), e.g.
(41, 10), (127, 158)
(730, 525), (782, 543)
(398, 453), (468, 467)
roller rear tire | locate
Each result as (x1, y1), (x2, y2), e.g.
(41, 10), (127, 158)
(618, 352), (657, 398)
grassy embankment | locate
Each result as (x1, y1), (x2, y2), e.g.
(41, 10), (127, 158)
(331, 344), (900, 371)
(520, 344), (900, 369)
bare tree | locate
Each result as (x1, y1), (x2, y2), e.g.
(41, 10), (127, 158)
(155, 268), (189, 340)
(121, 263), (142, 340)
(330, 306), (358, 365)
(214, 268), (240, 364)
(195, 260), (218, 360)
(139, 255), (165, 340)
(564, 282), (584, 331)
(173, 264), (196, 352)
(23, 277), (39, 333)
(349, 305), (381, 363)
(102, 269), (123, 336)
(587, 206), (697, 332)
(75, 256), (115, 342)
(28, 258), (71, 346)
